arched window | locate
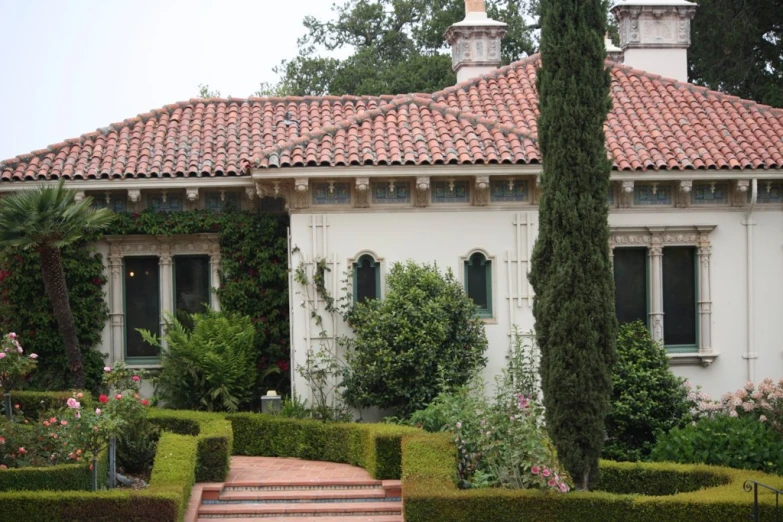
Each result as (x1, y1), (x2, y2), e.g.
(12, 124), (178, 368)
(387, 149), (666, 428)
(353, 254), (380, 303)
(465, 252), (492, 318)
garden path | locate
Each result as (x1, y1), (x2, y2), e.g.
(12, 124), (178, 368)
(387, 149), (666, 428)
(186, 456), (403, 522)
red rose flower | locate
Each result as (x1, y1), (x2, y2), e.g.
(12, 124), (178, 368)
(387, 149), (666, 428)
(141, 399), (150, 407)
(98, 394), (109, 404)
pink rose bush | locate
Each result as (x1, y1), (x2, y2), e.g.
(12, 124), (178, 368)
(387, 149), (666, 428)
(0, 332), (38, 392)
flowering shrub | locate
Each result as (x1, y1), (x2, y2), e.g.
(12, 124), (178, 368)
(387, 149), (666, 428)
(407, 332), (568, 492)
(0, 332), (38, 391)
(0, 404), (84, 469)
(687, 378), (783, 433)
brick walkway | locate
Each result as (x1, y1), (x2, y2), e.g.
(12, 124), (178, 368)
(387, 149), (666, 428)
(227, 456), (375, 483)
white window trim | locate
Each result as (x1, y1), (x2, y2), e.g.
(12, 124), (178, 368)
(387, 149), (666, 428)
(610, 225), (718, 367)
(105, 234), (221, 367)
(459, 248), (498, 323)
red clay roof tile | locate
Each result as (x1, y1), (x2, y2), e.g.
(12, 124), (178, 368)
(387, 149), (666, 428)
(2, 56), (783, 182)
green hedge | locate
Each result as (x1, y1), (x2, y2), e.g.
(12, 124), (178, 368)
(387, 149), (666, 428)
(1, 390), (94, 420)
(0, 431), (196, 521)
(228, 413), (419, 480)
(148, 408), (232, 482)
(402, 433), (783, 522)
(0, 450), (108, 492)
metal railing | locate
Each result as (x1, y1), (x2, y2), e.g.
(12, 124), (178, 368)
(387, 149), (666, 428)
(745, 480), (783, 522)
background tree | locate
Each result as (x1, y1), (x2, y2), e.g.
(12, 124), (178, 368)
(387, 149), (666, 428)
(529, 0), (617, 491)
(0, 181), (113, 388)
(689, 0), (782, 108)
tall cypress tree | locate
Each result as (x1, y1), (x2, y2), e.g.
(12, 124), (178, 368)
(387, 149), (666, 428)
(529, 0), (617, 491)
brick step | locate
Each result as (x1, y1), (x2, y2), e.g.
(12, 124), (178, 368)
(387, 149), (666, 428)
(197, 500), (402, 518)
(217, 488), (389, 502)
(223, 479), (384, 491)
(197, 515), (403, 522)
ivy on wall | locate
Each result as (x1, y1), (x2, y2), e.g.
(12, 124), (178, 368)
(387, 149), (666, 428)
(0, 208), (291, 396)
(0, 246), (108, 391)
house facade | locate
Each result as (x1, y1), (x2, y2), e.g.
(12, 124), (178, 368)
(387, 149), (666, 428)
(2, 0), (783, 404)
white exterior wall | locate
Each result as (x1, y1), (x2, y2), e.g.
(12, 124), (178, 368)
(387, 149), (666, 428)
(289, 205), (783, 406)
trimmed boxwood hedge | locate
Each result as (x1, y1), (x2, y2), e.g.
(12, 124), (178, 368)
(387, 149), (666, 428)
(228, 413), (419, 480)
(402, 433), (783, 522)
(0, 431), (195, 521)
(1, 390), (94, 420)
(149, 408), (233, 482)
(0, 450), (108, 492)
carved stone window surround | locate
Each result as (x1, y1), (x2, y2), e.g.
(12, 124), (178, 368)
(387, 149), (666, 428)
(105, 234), (221, 367)
(610, 225), (717, 366)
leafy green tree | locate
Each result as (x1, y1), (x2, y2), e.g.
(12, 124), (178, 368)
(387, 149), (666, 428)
(689, 0), (782, 108)
(604, 321), (690, 462)
(529, 0), (616, 491)
(341, 261), (487, 417)
(0, 181), (113, 389)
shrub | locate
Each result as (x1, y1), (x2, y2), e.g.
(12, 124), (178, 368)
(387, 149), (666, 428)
(604, 321), (691, 462)
(228, 413), (419, 480)
(140, 311), (257, 412)
(341, 261), (487, 417)
(402, 434), (783, 522)
(690, 378), (783, 435)
(651, 415), (783, 474)
(0, 390), (94, 421)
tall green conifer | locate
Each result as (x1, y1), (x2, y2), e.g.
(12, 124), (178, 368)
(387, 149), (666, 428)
(529, 0), (617, 490)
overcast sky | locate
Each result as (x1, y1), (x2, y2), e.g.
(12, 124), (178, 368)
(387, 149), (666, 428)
(0, 0), (340, 161)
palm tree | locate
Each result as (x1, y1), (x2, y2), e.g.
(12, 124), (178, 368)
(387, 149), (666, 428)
(0, 181), (114, 388)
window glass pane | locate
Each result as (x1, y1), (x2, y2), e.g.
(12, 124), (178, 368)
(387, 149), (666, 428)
(613, 248), (648, 326)
(466, 254), (489, 311)
(125, 257), (160, 358)
(663, 247), (697, 346)
(175, 256), (211, 316)
(355, 256), (378, 302)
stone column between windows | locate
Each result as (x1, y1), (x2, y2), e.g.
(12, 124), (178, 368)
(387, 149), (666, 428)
(648, 242), (665, 344)
(698, 243), (713, 354)
(159, 249), (173, 333)
(209, 248), (222, 312)
(108, 254), (124, 365)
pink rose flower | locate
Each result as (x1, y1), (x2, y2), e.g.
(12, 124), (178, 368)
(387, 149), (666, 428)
(548, 479), (557, 487)
(0, 353), (6, 360)
(18, 447), (25, 454)
(559, 482), (569, 492)
(104, 366), (111, 372)
(115, 394), (122, 400)
(8, 333), (16, 339)
(132, 375), (140, 382)
(543, 469), (551, 477)
(60, 420), (68, 426)
(95, 408), (102, 416)
(66, 398), (80, 409)
(0, 437), (5, 444)
(531, 465), (540, 475)
(76, 392), (83, 399)
(28, 353), (37, 359)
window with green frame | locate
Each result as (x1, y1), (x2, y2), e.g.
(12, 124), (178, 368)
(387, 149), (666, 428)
(662, 246), (697, 348)
(613, 248), (649, 327)
(124, 256), (160, 361)
(174, 255), (211, 316)
(353, 254), (380, 303)
(465, 252), (492, 318)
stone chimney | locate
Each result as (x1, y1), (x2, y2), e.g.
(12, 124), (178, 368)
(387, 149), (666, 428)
(611, 0), (697, 82)
(605, 34), (624, 63)
(445, 0), (508, 83)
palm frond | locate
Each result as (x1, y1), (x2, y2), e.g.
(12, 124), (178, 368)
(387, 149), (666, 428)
(0, 180), (115, 251)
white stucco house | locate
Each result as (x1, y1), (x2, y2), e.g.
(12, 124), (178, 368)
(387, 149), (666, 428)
(2, 0), (783, 403)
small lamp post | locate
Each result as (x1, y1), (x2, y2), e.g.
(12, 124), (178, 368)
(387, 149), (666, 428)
(261, 390), (282, 414)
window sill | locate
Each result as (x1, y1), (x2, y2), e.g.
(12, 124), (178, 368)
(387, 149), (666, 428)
(667, 352), (719, 368)
(480, 317), (498, 325)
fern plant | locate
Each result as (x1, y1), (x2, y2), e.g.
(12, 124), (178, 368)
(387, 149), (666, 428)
(139, 311), (257, 412)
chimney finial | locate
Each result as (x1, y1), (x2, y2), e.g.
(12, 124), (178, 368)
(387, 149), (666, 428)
(465, 0), (486, 13)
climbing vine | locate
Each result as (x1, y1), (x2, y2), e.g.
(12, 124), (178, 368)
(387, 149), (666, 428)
(0, 208), (290, 396)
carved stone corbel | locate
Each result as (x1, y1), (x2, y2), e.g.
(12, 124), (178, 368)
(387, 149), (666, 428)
(676, 180), (692, 208)
(355, 177), (370, 208)
(415, 176), (430, 207)
(186, 187), (199, 203)
(74, 191), (86, 203)
(620, 181), (634, 208)
(474, 176), (490, 206)
(733, 180), (750, 206)
(245, 186), (257, 200)
(294, 178), (309, 209)
(127, 189), (141, 203)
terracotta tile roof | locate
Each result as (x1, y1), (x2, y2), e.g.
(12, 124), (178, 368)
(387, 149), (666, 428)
(252, 95), (538, 168)
(2, 55), (783, 182)
(433, 54), (783, 171)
